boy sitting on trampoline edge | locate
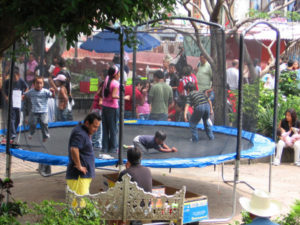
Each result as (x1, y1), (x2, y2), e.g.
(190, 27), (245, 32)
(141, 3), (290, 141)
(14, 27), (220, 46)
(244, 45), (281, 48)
(124, 130), (178, 153)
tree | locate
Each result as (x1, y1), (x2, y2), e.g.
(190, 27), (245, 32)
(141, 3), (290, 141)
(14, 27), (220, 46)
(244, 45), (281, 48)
(176, 0), (297, 126)
(0, 0), (176, 56)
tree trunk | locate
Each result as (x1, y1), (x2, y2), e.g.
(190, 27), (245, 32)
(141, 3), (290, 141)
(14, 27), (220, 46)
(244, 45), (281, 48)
(45, 35), (67, 64)
(211, 27), (226, 126)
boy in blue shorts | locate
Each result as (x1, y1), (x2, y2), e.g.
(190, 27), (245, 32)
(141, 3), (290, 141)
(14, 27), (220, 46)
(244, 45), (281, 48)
(124, 130), (178, 153)
(24, 76), (55, 142)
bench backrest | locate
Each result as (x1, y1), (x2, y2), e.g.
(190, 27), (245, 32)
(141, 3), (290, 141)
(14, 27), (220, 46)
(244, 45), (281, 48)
(66, 174), (186, 224)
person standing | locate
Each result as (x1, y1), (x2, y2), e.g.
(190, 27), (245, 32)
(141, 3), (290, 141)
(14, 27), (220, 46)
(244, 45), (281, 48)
(184, 82), (214, 142)
(196, 53), (214, 101)
(102, 65), (120, 153)
(3, 67), (28, 139)
(26, 53), (38, 87)
(226, 59), (239, 90)
(124, 78), (143, 119)
(148, 70), (173, 121)
(66, 113), (101, 206)
(15, 55), (26, 80)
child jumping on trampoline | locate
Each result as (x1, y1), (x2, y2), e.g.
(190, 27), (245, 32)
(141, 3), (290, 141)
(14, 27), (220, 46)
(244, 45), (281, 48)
(184, 82), (214, 142)
(124, 130), (178, 153)
(24, 76), (55, 142)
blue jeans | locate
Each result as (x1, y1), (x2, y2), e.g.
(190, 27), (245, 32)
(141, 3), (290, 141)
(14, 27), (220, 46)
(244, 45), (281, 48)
(190, 103), (214, 142)
(56, 108), (69, 121)
(28, 112), (49, 139)
(124, 111), (134, 119)
(102, 106), (119, 153)
(149, 113), (168, 121)
(11, 108), (20, 138)
(138, 114), (149, 120)
(92, 122), (102, 148)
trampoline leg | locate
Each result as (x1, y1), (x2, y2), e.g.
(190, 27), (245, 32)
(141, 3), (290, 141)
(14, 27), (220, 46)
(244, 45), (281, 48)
(38, 163), (52, 176)
(37, 164), (67, 177)
(169, 168), (172, 173)
(221, 163), (255, 190)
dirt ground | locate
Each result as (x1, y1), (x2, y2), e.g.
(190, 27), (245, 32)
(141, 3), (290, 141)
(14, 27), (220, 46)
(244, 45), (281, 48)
(1, 153), (300, 225)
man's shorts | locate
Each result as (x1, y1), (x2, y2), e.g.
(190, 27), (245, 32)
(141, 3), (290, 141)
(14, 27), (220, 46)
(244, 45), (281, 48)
(67, 177), (92, 208)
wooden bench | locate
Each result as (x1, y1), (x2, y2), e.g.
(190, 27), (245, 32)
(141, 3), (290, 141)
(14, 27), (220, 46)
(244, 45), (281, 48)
(66, 174), (186, 224)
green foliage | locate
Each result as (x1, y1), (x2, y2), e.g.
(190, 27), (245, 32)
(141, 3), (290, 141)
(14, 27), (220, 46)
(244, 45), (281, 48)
(228, 211), (252, 225)
(275, 200), (300, 225)
(0, 0), (176, 52)
(28, 200), (102, 225)
(257, 74), (300, 137)
(0, 177), (102, 224)
(248, 9), (300, 22)
(279, 70), (299, 97)
(0, 178), (29, 225)
(248, 9), (270, 19)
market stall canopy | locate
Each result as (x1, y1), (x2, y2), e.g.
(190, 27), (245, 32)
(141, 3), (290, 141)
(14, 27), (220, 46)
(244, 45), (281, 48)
(80, 30), (161, 53)
(241, 18), (300, 40)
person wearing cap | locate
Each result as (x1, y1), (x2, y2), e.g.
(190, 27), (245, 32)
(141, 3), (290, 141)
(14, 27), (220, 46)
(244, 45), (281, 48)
(239, 189), (281, 225)
(118, 147), (152, 193)
(3, 67), (28, 140)
(50, 74), (69, 121)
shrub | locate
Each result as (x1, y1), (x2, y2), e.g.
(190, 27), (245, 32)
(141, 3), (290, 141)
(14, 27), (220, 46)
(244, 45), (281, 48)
(279, 70), (299, 97)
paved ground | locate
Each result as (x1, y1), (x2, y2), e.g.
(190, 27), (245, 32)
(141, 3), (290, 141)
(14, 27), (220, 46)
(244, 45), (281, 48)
(1, 110), (300, 224)
(1, 153), (300, 224)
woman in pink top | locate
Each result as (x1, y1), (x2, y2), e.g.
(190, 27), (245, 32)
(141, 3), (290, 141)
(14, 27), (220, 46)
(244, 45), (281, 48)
(102, 66), (120, 153)
(137, 80), (150, 120)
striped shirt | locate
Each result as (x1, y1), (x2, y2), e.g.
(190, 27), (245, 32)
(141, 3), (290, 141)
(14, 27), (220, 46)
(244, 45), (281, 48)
(186, 91), (208, 107)
(25, 88), (53, 113)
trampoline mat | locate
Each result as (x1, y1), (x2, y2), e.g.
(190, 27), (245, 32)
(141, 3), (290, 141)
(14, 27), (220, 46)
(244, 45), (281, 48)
(17, 124), (253, 160)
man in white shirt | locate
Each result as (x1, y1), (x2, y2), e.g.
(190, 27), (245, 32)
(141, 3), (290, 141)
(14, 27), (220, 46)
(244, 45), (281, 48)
(226, 59), (239, 90)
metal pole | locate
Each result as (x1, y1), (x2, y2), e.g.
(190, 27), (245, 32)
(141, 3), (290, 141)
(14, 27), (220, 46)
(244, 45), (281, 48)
(5, 43), (16, 202)
(118, 27), (125, 167)
(40, 31), (45, 77)
(132, 28), (137, 118)
(221, 30), (227, 125)
(270, 31), (281, 192)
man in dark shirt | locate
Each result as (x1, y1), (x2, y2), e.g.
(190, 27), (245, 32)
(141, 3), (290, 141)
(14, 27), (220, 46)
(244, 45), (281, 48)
(4, 67), (28, 139)
(66, 113), (101, 202)
(184, 82), (214, 142)
(118, 147), (152, 193)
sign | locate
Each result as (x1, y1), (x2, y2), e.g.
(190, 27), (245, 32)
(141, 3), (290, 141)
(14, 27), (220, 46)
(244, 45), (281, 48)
(89, 78), (99, 92)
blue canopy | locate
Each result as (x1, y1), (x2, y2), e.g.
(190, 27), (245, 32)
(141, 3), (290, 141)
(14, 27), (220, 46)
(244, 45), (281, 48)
(80, 30), (161, 53)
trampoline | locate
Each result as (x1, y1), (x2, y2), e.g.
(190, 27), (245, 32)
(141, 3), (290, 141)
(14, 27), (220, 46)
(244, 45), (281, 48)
(0, 120), (275, 168)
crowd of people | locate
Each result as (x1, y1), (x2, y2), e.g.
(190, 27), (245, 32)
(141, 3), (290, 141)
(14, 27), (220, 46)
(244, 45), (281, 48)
(88, 52), (216, 152)
(2, 53), (74, 142)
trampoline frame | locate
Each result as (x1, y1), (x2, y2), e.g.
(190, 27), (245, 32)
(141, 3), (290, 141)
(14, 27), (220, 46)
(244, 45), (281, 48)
(2, 17), (281, 224)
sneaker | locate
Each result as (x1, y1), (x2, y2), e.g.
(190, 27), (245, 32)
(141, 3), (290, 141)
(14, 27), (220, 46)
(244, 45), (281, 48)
(189, 138), (198, 143)
(28, 134), (32, 140)
(272, 159), (280, 166)
(123, 144), (130, 149)
(98, 154), (114, 160)
(294, 161), (300, 166)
